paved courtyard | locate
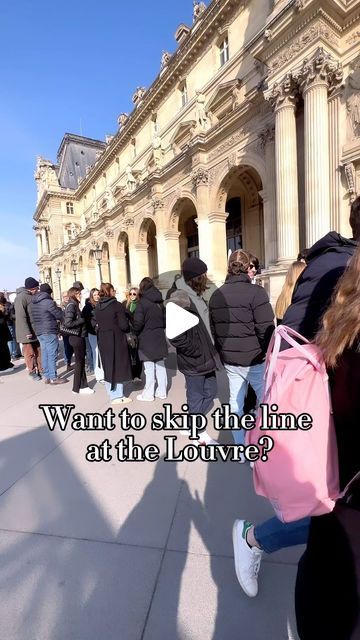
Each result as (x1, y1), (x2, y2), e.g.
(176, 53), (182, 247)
(0, 350), (302, 640)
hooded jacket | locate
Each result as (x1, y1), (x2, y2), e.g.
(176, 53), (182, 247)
(31, 292), (63, 336)
(283, 232), (358, 339)
(94, 296), (131, 386)
(133, 285), (168, 361)
(209, 274), (274, 366)
(166, 290), (218, 376)
(14, 287), (37, 343)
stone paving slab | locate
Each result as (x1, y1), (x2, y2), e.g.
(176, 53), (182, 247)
(0, 358), (301, 639)
(0, 530), (162, 640)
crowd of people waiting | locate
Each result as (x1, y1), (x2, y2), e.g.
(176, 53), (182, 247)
(0, 196), (359, 638)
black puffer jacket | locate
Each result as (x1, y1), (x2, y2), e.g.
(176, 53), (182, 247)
(167, 291), (218, 376)
(82, 301), (96, 335)
(283, 232), (357, 339)
(64, 300), (86, 338)
(209, 274), (274, 366)
(31, 292), (63, 336)
(133, 286), (168, 362)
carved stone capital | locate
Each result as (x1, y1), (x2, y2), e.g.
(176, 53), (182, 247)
(191, 167), (209, 188)
(267, 73), (298, 111)
(151, 197), (164, 211)
(105, 228), (114, 239)
(123, 217), (135, 228)
(258, 125), (275, 149)
(295, 48), (343, 95)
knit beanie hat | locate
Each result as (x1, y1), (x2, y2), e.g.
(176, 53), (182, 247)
(182, 257), (208, 282)
(40, 283), (52, 295)
(24, 277), (39, 289)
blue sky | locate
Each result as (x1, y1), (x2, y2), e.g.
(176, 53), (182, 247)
(0, 0), (195, 291)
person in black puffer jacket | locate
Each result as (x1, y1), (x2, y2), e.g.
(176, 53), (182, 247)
(209, 249), (274, 448)
(133, 278), (168, 401)
(31, 284), (65, 385)
(282, 196), (360, 339)
(64, 287), (93, 395)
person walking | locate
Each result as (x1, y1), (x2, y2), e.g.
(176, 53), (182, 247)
(209, 250), (274, 449)
(165, 285), (219, 445)
(134, 278), (168, 401)
(31, 283), (66, 385)
(61, 292), (74, 371)
(274, 261), (306, 326)
(0, 298), (13, 372)
(64, 287), (94, 395)
(6, 293), (22, 360)
(94, 283), (132, 405)
(14, 277), (42, 381)
(295, 247), (360, 640)
(123, 287), (142, 382)
(82, 288), (104, 382)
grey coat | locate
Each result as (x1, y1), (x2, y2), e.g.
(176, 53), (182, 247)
(14, 287), (37, 344)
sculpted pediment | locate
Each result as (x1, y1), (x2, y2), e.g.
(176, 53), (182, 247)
(205, 80), (237, 120)
(170, 120), (196, 154)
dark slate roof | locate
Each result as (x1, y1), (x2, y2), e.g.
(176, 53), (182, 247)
(57, 133), (106, 190)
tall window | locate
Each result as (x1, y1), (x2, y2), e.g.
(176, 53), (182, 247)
(180, 83), (188, 108)
(66, 201), (74, 215)
(226, 198), (242, 254)
(219, 36), (229, 67)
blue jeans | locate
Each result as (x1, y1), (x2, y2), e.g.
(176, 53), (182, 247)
(224, 362), (265, 445)
(184, 372), (217, 415)
(38, 334), (59, 381)
(142, 360), (167, 400)
(105, 381), (124, 401)
(85, 337), (94, 371)
(7, 324), (20, 358)
(254, 517), (310, 554)
(88, 333), (104, 381)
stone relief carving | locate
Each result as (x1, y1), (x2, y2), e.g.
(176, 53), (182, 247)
(132, 87), (146, 106)
(160, 51), (171, 69)
(34, 157), (59, 204)
(258, 125), (275, 149)
(194, 90), (208, 131)
(191, 167), (209, 188)
(347, 31), (360, 45)
(151, 197), (164, 211)
(267, 73), (298, 110)
(117, 113), (129, 129)
(270, 23), (339, 74)
(123, 217), (135, 228)
(346, 58), (360, 141)
(232, 79), (242, 110)
(193, 0), (206, 23)
(125, 166), (137, 192)
(152, 135), (164, 167)
(294, 48), (343, 95)
(104, 187), (115, 209)
(344, 163), (356, 202)
(105, 228), (114, 239)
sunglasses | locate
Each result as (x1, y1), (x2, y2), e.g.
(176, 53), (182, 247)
(130, 293), (137, 297)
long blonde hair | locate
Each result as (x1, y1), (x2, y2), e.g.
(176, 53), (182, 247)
(275, 261), (306, 320)
(316, 248), (360, 367)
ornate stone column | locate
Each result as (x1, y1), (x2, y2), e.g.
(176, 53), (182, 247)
(156, 230), (181, 283)
(259, 125), (277, 265)
(207, 211), (228, 284)
(130, 244), (149, 286)
(296, 48), (343, 245)
(191, 167), (211, 266)
(329, 86), (345, 231)
(268, 74), (299, 264)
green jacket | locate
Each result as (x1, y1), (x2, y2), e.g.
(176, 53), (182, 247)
(14, 287), (37, 343)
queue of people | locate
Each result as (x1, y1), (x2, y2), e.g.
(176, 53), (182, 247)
(1, 196), (360, 639)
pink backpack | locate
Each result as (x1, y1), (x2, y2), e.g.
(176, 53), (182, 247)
(247, 325), (340, 523)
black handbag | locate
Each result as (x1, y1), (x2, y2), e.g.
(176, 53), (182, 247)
(60, 323), (82, 337)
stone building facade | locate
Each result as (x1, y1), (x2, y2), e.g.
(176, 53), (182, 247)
(34, 0), (360, 303)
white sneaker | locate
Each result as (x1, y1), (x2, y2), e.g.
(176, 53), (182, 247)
(232, 520), (263, 597)
(136, 394), (154, 402)
(111, 397), (132, 405)
(79, 387), (95, 395)
(155, 394), (167, 400)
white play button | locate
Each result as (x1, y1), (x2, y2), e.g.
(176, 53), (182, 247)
(165, 302), (199, 340)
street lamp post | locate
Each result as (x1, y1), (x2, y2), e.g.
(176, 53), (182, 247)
(55, 267), (62, 301)
(94, 245), (103, 284)
(71, 260), (78, 282)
